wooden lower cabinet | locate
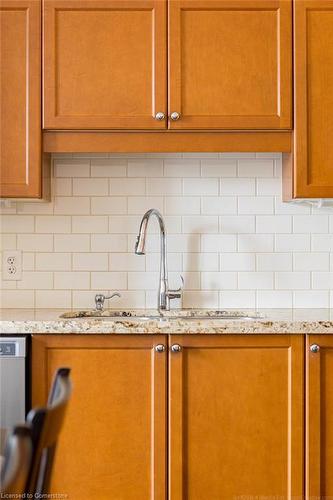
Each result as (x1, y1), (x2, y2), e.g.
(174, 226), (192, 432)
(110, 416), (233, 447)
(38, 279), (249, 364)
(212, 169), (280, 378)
(169, 335), (304, 500)
(32, 334), (304, 500)
(32, 335), (167, 500)
(307, 335), (333, 499)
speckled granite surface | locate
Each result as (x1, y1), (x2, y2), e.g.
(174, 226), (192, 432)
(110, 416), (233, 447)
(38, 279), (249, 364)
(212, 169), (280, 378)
(1, 308), (333, 334)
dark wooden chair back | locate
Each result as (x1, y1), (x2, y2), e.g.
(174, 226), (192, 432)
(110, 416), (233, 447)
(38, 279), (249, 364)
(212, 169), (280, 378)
(26, 367), (72, 495)
(0, 425), (32, 495)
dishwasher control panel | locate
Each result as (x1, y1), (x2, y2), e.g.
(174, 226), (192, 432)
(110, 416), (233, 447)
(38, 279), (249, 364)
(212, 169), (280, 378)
(0, 337), (26, 357)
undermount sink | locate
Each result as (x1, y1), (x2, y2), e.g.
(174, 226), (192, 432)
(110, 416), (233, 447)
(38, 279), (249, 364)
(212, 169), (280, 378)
(60, 309), (263, 321)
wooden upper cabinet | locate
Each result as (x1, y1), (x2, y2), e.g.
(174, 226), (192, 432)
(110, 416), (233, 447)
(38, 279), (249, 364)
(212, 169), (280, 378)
(32, 335), (167, 500)
(0, 0), (42, 197)
(43, 0), (167, 130)
(169, 335), (304, 500)
(168, 0), (292, 129)
(284, 0), (333, 198)
(307, 336), (333, 499)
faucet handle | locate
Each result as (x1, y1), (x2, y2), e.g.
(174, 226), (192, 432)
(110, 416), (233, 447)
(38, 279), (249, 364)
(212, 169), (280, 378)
(95, 292), (121, 311)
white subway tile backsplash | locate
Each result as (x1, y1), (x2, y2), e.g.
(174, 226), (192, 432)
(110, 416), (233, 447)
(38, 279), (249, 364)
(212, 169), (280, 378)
(293, 291), (329, 308)
(238, 272), (273, 290)
(17, 272), (53, 290)
(165, 197), (200, 215)
(293, 215), (329, 234)
(128, 159), (163, 177)
(183, 178), (219, 196)
(220, 253), (255, 271)
(36, 253), (71, 271)
(219, 290), (256, 308)
(54, 161), (90, 178)
(183, 216), (218, 234)
(91, 197), (127, 215)
(164, 159), (200, 178)
(73, 178), (109, 196)
(275, 272), (310, 290)
(2, 216), (34, 233)
(35, 290), (71, 308)
(220, 216), (255, 234)
(238, 197), (274, 215)
(201, 197), (237, 215)
(36, 216), (71, 234)
(91, 272), (127, 290)
(256, 253), (292, 271)
(17, 234), (53, 252)
(54, 235), (90, 252)
(2, 152), (333, 309)
(275, 234), (310, 252)
(91, 234), (127, 252)
(257, 291), (293, 308)
(72, 216), (108, 234)
(220, 178), (255, 196)
(256, 216), (292, 234)
(147, 178), (182, 195)
(54, 272), (90, 290)
(54, 197), (90, 215)
(201, 272), (237, 290)
(201, 234), (237, 253)
(0, 290), (34, 308)
(238, 159), (274, 177)
(293, 252), (329, 271)
(73, 253), (108, 271)
(201, 159), (237, 178)
(110, 178), (145, 196)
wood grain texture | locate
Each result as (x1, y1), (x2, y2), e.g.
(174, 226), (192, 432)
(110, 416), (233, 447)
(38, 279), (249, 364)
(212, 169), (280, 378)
(168, 335), (304, 500)
(43, 0), (167, 130)
(0, 0), (42, 198)
(43, 130), (292, 152)
(287, 0), (333, 198)
(168, 0), (292, 130)
(32, 335), (167, 500)
(307, 335), (333, 499)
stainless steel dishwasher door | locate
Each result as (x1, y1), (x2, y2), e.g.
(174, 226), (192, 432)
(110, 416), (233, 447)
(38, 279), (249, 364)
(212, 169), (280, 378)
(0, 337), (26, 445)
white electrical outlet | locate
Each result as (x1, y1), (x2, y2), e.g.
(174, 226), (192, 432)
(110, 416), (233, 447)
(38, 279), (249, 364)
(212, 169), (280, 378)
(2, 250), (22, 281)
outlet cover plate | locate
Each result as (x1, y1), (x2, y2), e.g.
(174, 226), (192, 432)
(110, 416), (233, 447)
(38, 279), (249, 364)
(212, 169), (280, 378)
(2, 250), (22, 281)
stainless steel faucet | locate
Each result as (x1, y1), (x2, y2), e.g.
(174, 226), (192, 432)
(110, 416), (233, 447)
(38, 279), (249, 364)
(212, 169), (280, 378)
(135, 208), (183, 310)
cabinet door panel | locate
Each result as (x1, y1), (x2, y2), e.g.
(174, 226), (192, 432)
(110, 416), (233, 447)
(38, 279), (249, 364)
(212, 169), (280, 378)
(169, 335), (303, 500)
(32, 335), (167, 500)
(292, 0), (333, 197)
(307, 335), (333, 498)
(0, 0), (41, 197)
(168, 0), (292, 130)
(43, 0), (167, 129)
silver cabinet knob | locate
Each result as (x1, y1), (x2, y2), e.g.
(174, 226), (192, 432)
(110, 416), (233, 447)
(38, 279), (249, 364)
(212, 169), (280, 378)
(170, 112), (180, 121)
(155, 344), (166, 353)
(171, 344), (182, 353)
(154, 112), (165, 121)
(310, 344), (320, 353)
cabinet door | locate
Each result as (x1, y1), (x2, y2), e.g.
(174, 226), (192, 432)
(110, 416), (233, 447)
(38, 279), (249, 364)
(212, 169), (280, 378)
(169, 335), (304, 500)
(0, 0), (42, 197)
(168, 0), (292, 130)
(43, 0), (167, 130)
(307, 336), (333, 498)
(290, 0), (333, 198)
(32, 335), (167, 500)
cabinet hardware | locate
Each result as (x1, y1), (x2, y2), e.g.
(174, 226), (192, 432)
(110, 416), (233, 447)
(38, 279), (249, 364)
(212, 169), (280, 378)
(170, 112), (180, 121)
(155, 344), (166, 353)
(310, 344), (320, 353)
(154, 112), (165, 121)
(171, 344), (182, 353)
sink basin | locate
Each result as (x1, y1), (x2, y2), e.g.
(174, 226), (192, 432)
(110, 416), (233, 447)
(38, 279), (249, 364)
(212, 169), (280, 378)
(60, 309), (263, 321)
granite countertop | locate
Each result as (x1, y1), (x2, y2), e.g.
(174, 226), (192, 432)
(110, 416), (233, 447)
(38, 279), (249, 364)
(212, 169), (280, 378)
(1, 308), (333, 334)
